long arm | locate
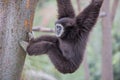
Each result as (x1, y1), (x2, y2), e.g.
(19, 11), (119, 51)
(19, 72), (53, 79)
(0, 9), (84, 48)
(76, 0), (103, 32)
(27, 41), (53, 55)
(26, 35), (58, 55)
(57, 0), (75, 19)
(29, 35), (58, 44)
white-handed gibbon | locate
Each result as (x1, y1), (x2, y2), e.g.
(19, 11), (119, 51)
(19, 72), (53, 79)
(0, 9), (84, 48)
(20, 0), (103, 74)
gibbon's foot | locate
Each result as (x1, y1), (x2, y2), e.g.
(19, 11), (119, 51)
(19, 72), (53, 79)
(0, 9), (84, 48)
(28, 32), (34, 41)
(19, 41), (29, 53)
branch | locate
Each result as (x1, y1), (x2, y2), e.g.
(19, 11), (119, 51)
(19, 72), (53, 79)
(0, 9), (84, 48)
(32, 26), (54, 32)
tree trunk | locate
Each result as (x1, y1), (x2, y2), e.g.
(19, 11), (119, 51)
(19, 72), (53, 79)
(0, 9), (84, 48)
(76, 0), (81, 12)
(111, 0), (119, 22)
(0, 14), (2, 79)
(101, 0), (113, 80)
(83, 52), (90, 80)
(0, 0), (38, 80)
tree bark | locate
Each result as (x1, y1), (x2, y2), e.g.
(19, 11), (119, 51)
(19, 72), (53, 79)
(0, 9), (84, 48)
(83, 52), (90, 80)
(101, 0), (113, 80)
(0, 11), (2, 79)
(0, 0), (38, 80)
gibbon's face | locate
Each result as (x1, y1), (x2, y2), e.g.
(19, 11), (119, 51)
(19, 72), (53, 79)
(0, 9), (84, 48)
(55, 18), (75, 38)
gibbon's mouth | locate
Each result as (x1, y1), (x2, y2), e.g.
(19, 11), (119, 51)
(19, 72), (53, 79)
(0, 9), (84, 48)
(55, 24), (64, 37)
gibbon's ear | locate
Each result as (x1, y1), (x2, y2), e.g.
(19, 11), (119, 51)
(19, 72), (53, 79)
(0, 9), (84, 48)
(19, 41), (28, 53)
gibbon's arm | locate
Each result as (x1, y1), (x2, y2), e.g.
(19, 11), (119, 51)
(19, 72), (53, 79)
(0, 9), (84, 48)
(57, 0), (75, 19)
(19, 33), (58, 55)
(26, 35), (58, 55)
(27, 41), (54, 55)
(76, 0), (103, 32)
(29, 35), (58, 44)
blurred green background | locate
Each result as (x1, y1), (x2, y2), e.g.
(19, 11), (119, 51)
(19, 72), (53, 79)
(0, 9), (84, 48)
(22, 0), (120, 80)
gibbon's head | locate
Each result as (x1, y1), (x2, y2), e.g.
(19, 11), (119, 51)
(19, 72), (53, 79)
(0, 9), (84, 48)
(55, 18), (75, 38)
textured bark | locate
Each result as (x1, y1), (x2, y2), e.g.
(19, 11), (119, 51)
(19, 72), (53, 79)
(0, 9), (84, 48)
(0, 0), (38, 80)
(101, 0), (113, 80)
(0, 13), (2, 79)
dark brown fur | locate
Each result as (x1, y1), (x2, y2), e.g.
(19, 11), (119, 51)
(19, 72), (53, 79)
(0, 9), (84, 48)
(27, 0), (103, 74)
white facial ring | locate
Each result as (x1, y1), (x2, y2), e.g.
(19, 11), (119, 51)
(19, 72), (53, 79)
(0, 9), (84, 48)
(55, 24), (64, 37)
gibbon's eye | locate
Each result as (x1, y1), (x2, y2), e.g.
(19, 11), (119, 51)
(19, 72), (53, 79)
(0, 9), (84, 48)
(55, 24), (64, 37)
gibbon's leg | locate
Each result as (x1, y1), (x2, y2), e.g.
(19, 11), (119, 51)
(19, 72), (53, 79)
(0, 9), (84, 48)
(47, 45), (79, 74)
(26, 39), (79, 73)
(28, 32), (57, 43)
(19, 33), (58, 54)
(30, 35), (58, 44)
(76, 0), (103, 32)
(28, 32), (58, 44)
(27, 41), (53, 55)
(57, 0), (75, 19)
